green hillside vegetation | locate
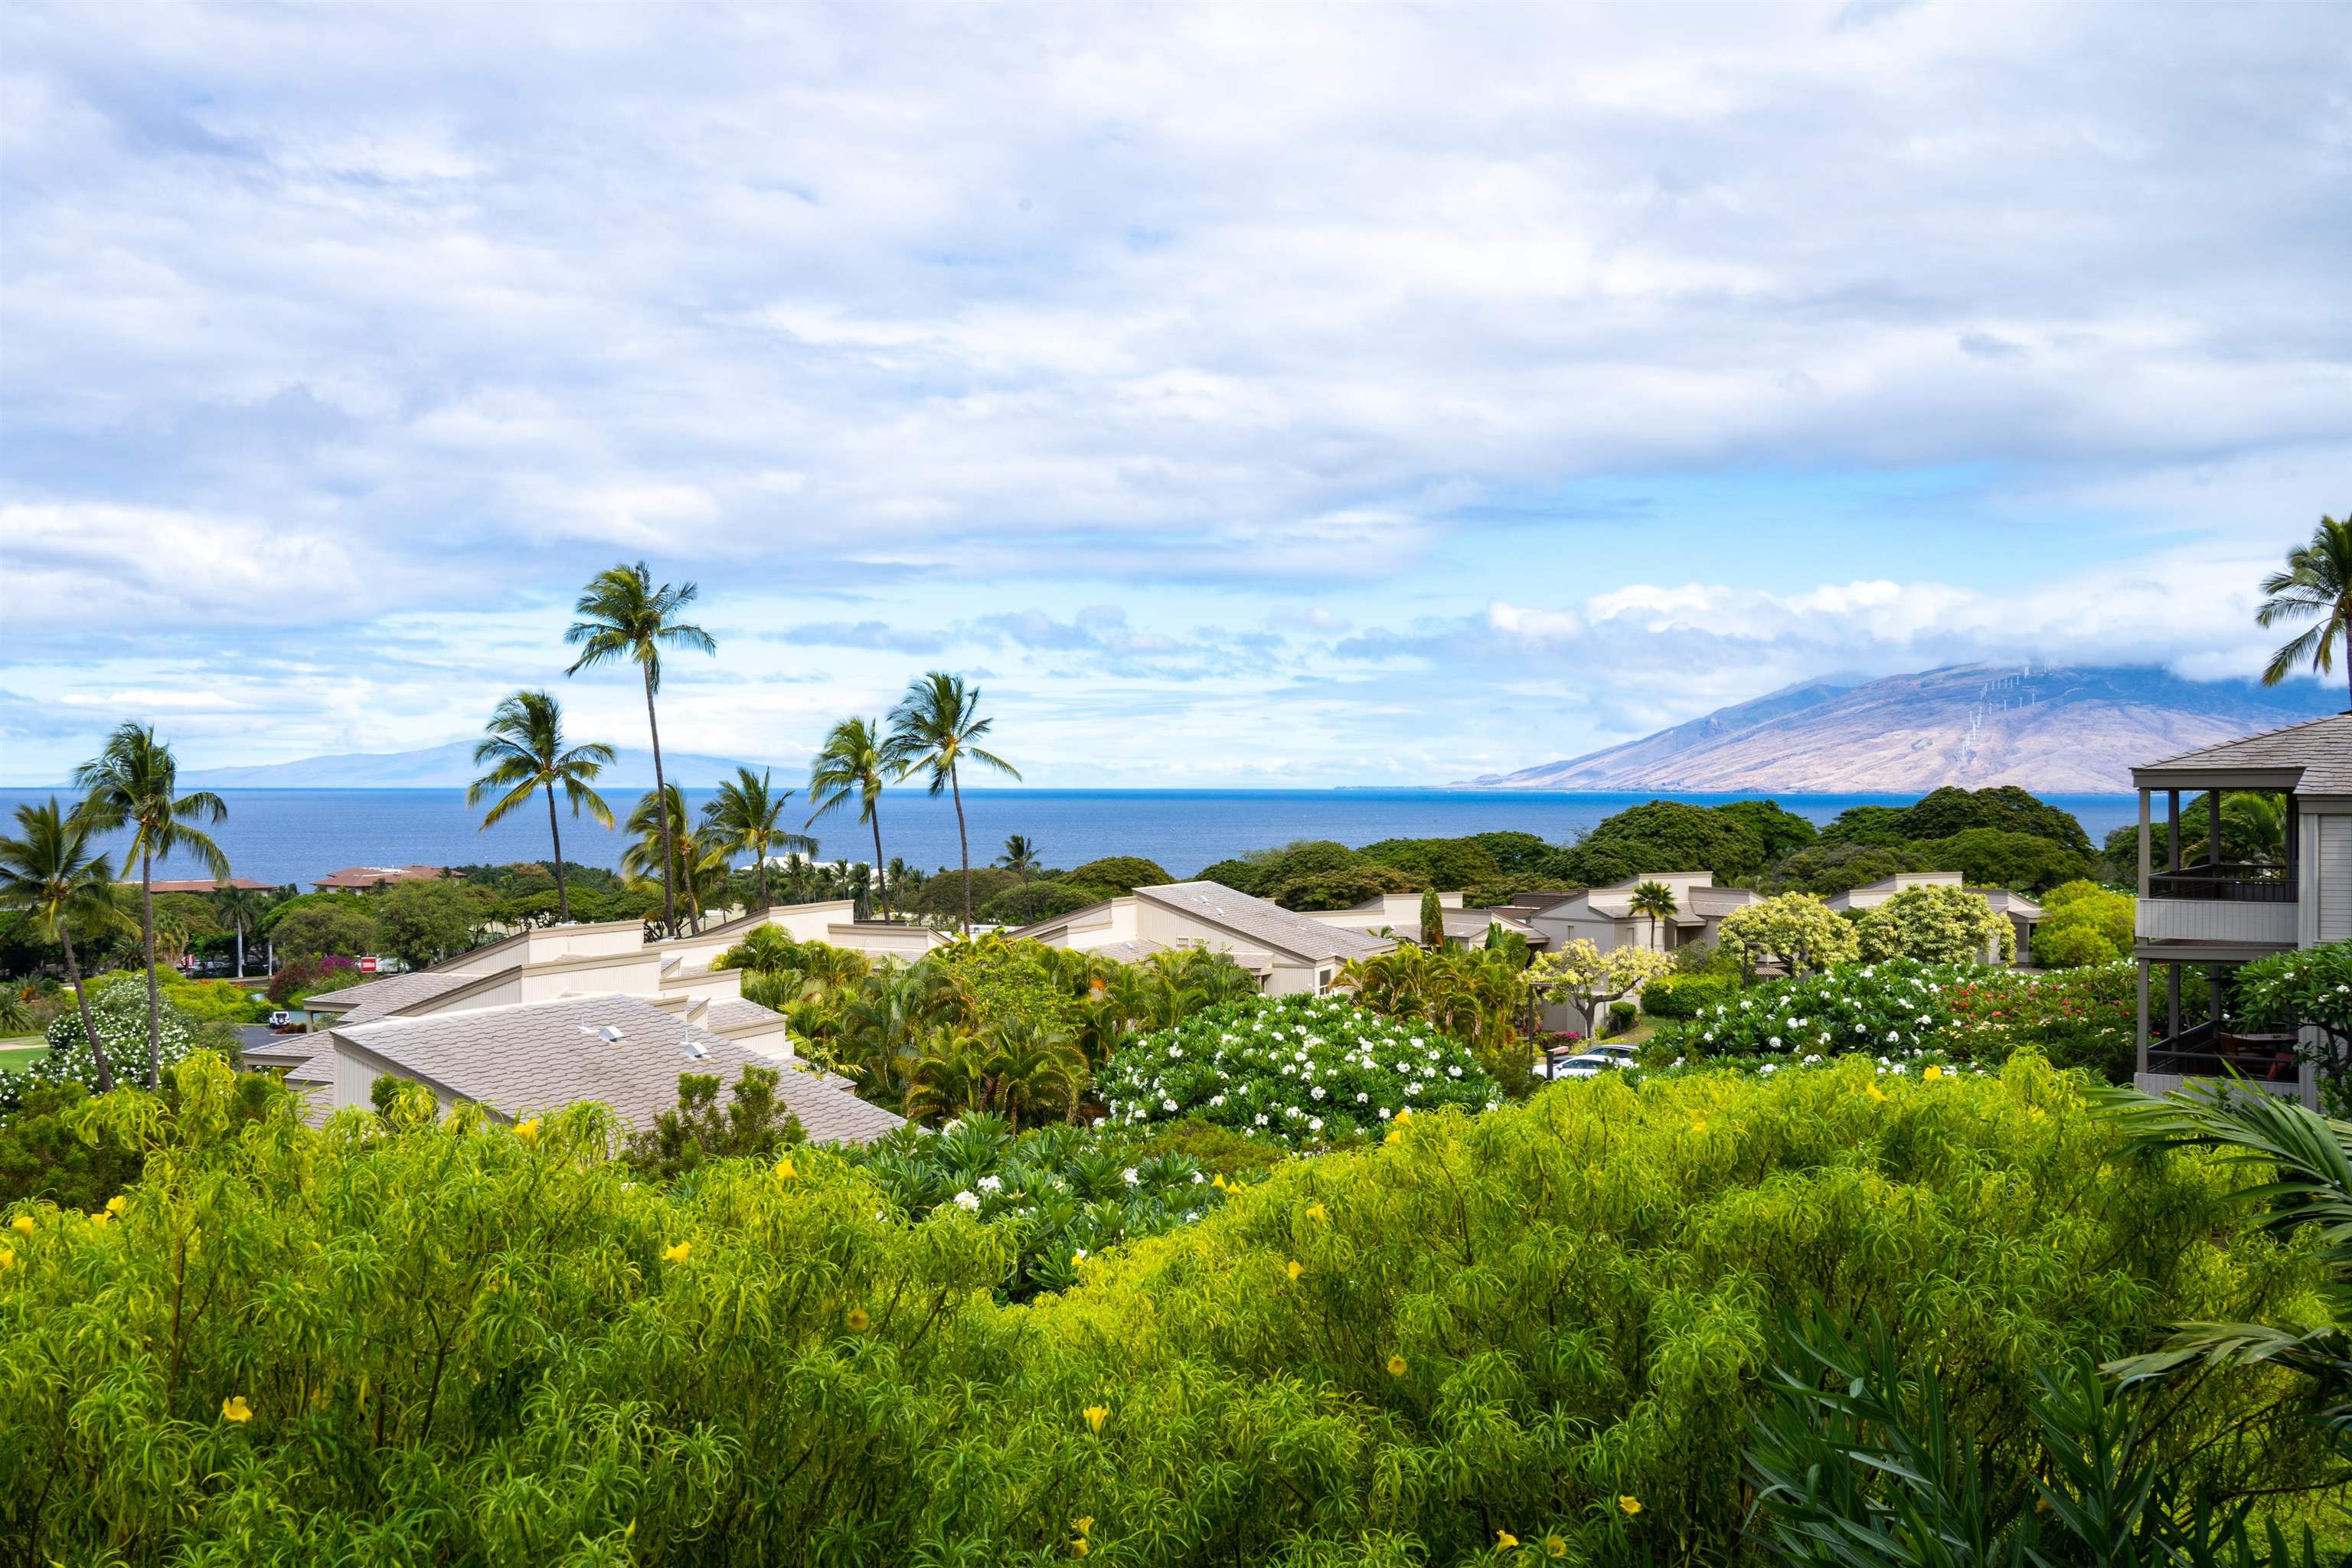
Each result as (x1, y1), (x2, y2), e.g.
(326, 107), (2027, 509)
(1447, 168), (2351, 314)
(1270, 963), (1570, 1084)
(1, 1050), (2337, 1565)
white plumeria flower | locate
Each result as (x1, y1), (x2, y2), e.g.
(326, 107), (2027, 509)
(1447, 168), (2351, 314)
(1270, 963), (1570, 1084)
(952, 1190), (981, 1211)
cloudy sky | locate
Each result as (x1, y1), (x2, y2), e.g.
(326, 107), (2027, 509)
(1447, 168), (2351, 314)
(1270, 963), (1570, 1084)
(3, 2), (2346, 786)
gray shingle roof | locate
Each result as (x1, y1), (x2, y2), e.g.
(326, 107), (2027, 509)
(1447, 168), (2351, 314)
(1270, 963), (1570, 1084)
(2136, 712), (2352, 792)
(336, 993), (903, 1144)
(307, 966), (481, 1024)
(702, 998), (790, 1034)
(1137, 882), (1396, 963)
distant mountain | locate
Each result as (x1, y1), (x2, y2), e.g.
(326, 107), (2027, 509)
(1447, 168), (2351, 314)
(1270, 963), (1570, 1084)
(1458, 664), (2345, 793)
(179, 740), (784, 790)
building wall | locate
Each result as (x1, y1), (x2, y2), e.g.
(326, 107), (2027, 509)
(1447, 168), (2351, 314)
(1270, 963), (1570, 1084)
(2320, 815), (2352, 944)
(2136, 899), (2299, 946)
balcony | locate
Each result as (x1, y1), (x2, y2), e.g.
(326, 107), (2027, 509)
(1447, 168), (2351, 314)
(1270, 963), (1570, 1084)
(2142, 1020), (2305, 1088)
(2146, 861), (2295, 903)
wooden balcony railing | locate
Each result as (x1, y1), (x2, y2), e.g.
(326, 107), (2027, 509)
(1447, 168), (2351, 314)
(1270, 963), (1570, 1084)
(2148, 861), (2295, 903)
(2146, 1019), (2304, 1084)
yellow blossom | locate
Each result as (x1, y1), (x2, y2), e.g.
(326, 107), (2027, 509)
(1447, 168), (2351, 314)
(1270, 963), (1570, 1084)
(1305, 1202), (1326, 1221)
(1395, 1107), (1411, 1121)
(1071, 1516), (1093, 1537)
(1865, 1084), (1886, 1102)
(104, 1195), (126, 1217)
(1211, 1173), (1229, 1191)
(1071, 1541), (1089, 1559)
(661, 1240), (691, 1264)
(88, 1210), (109, 1228)
(1496, 1530), (1519, 1550)
(220, 1395), (252, 1423)
(1083, 1404), (1108, 1434)
(1285, 1259), (1303, 1282)
(772, 1155), (795, 1181)
(1387, 1354), (1407, 1377)
(1546, 1536), (1567, 1558)
(1691, 1118), (1707, 1133)
(1384, 1128), (1403, 1145)
(10, 1215), (31, 1236)
(844, 1306), (870, 1332)
(514, 1118), (540, 1143)
(1618, 1494), (1642, 1516)
(1923, 1065), (1944, 1081)
(0, 1248), (12, 1269)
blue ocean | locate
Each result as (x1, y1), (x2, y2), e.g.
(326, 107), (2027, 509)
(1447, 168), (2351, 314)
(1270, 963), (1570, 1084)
(0, 787), (2142, 890)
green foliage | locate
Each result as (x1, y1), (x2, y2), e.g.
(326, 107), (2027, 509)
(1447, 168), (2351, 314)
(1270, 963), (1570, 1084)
(977, 880), (1102, 926)
(0, 1051), (2327, 1563)
(1098, 993), (1498, 1145)
(0, 1069), (283, 1212)
(1344, 943), (1537, 1096)
(1671, 959), (1963, 1060)
(1922, 825), (2090, 892)
(1892, 784), (2095, 858)
(1557, 799), (1798, 886)
(622, 1066), (808, 1185)
(268, 901), (381, 963)
(1060, 856), (1171, 894)
(1360, 836), (1505, 891)
(371, 877), (495, 968)
(1761, 841), (1920, 896)
(2032, 880), (2137, 968)
(264, 955), (366, 1006)
(0, 978), (203, 1107)
(929, 936), (1086, 1036)
(1266, 863), (1417, 911)
(1418, 887), (1445, 948)
(1854, 884), (2016, 964)
(1942, 962), (2138, 1080)
(1817, 804), (1913, 850)
(910, 864), (1020, 920)
(1718, 892), (1860, 976)
(1640, 972), (1734, 1020)
(2234, 939), (2352, 1086)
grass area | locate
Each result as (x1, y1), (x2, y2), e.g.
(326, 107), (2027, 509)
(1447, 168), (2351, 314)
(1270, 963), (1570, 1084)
(0, 1040), (48, 1073)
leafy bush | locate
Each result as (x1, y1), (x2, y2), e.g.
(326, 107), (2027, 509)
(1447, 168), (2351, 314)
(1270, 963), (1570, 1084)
(1640, 971), (1733, 1019)
(0, 1051), (2324, 1563)
(265, 955), (364, 1005)
(1668, 959), (1965, 1060)
(0, 979), (202, 1105)
(2031, 879), (2136, 969)
(2235, 939), (2352, 1097)
(1059, 856), (1171, 894)
(976, 880), (1101, 926)
(1098, 993), (1498, 1145)
(1922, 826), (2090, 893)
(1555, 799), (1798, 886)
(1942, 961), (2137, 1080)
(1854, 884), (2016, 964)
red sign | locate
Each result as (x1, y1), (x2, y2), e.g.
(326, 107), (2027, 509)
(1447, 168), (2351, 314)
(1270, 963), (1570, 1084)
(358, 956), (379, 974)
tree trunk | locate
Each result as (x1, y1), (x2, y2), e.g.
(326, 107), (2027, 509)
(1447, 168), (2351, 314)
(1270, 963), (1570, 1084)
(869, 808), (890, 921)
(951, 764), (972, 936)
(60, 929), (112, 1093)
(643, 668), (676, 937)
(234, 919), (244, 981)
(140, 847), (162, 1089)
(544, 782), (571, 923)
(756, 843), (771, 913)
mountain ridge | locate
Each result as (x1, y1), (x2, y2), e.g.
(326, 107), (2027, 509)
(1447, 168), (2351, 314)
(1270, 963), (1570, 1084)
(1459, 664), (2344, 793)
(170, 740), (786, 791)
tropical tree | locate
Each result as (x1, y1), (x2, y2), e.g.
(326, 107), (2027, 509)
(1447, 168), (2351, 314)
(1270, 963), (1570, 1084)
(1854, 884), (2014, 965)
(214, 884), (266, 979)
(887, 672), (1020, 936)
(564, 562), (717, 935)
(808, 717), (897, 920)
(1530, 938), (1673, 1034)
(996, 835), (1041, 884)
(1717, 892), (1862, 979)
(0, 799), (128, 1089)
(1629, 880), (1677, 951)
(622, 786), (701, 929)
(1419, 887), (1445, 949)
(2256, 513), (2352, 708)
(466, 689), (616, 923)
(72, 723), (229, 1088)
(703, 766), (813, 912)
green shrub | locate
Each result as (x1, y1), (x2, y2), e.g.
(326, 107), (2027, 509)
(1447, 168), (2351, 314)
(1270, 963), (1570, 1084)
(1059, 856), (1171, 894)
(976, 880), (1102, 926)
(1668, 958), (1966, 1060)
(0, 979), (203, 1106)
(1098, 993), (1498, 1145)
(0, 1051), (2324, 1563)
(1943, 961), (2137, 1080)
(1607, 999), (1638, 1033)
(1641, 972), (1732, 1019)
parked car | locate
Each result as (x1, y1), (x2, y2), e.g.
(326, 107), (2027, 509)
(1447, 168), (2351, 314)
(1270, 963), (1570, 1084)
(1542, 1041), (1642, 1080)
(266, 1010), (302, 1030)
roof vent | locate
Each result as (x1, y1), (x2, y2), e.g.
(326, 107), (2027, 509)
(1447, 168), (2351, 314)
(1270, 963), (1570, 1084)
(578, 1024), (626, 1045)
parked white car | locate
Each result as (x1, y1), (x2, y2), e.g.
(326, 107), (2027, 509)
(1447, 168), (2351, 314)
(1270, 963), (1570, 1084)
(1544, 1042), (1642, 1080)
(266, 1010), (302, 1030)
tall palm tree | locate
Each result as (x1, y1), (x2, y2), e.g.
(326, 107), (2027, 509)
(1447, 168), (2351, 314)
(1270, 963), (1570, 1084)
(996, 834), (1041, 884)
(702, 766), (813, 912)
(564, 562), (717, 935)
(2257, 513), (2352, 709)
(0, 799), (128, 1090)
(886, 672), (1020, 936)
(1629, 880), (1677, 951)
(73, 723), (229, 1088)
(466, 690), (616, 924)
(622, 786), (699, 928)
(215, 884), (266, 979)
(808, 718), (897, 921)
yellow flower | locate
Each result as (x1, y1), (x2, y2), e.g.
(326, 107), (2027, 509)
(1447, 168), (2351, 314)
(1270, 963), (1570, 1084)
(844, 1306), (870, 1332)
(1211, 1173), (1228, 1191)
(1496, 1529), (1520, 1550)
(1305, 1202), (1326, 1221)
(1285, 1259), (1303, 1283)
(88, 1210), (109, 1228)
(1083, 1404), (1108, 1434)
(772, 1155), (796, 1181)
(1617, 1494), (1642, 1516)
(1923, 1065), (1944, 1081)
(662, 1240), (691, 1264)
(1071, 1541), (1090, 1559)
(514, 1118), (540, 1144)
(0, 1248), (13, 1270)
(1384, 1128), (1403, 1145)
(104, 1195), (126, 1217)
(1691, 1118), (1707, 1133)
(1071, 1516), (1094, 1537)
(1545, 1536), (1567, 1558)
(10, 1216), (31, 1236)
(1387, 1353), (1408, 1377)
(1865, 1084), (1886, 1102)
(220, 1395), (252, 1423)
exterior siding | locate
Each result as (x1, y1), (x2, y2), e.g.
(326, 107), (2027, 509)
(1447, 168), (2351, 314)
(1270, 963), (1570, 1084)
(2135, 899), (2299, 947)
(2321, 817), (2352, 943)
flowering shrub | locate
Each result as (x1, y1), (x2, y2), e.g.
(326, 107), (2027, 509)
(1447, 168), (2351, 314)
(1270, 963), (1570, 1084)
(1942, 961), (2136, 1080)
(1097, 994), (1499, 1145)
(0, 979), (200, 1106)
(1665, 959), (1968, 1060)
(266, 956), (364, 1006)
(2234, 939), (2352, 1111)
(1854, 884), (2015, 965)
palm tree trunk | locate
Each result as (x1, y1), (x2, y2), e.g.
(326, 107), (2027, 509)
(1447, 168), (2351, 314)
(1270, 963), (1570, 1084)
(643, 668), (676, 937)
(234, 919), (244, 981)
(140, 847), (161, 1089)
(544, 782), (570, 923)
(869, 808), (889, 921)
(951, 764), (972, 936)
(60, 929), (112, 1093)
(756, 844), (771, 913)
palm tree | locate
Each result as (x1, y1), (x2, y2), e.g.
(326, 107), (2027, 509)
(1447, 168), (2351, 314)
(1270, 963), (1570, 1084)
(702, 766), (812, 913)
(215, 884), (266, 978)
(73, 723), (229, 1088)
(564, 562), (717, 935)
(1629, 880), (1677, 952)
(886, 672), (1020, 936)
(622, 786), (699, 929)
(2256, 513), (2352, 709)
(808, 717), (897, 921)
(466, 690), (616, 924)
(0, 799), (128, 1089)
(996, 834), (1041, 884)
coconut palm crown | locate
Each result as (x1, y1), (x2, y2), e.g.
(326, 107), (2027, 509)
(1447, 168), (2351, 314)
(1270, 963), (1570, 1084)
(564, 562), (716, 934)
(72, 723), (229, 1089)
(886, 673), (1020, 936)
(808, 717), (897, 920)
(0, 798), (129, 1090)
(2256, 512), (2352, 708)
(703, 766), (814, 912)
(468, 689), (616, 925)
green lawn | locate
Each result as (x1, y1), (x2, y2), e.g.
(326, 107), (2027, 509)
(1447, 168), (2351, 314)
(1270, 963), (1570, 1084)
(0, 1039), (47, 1073)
